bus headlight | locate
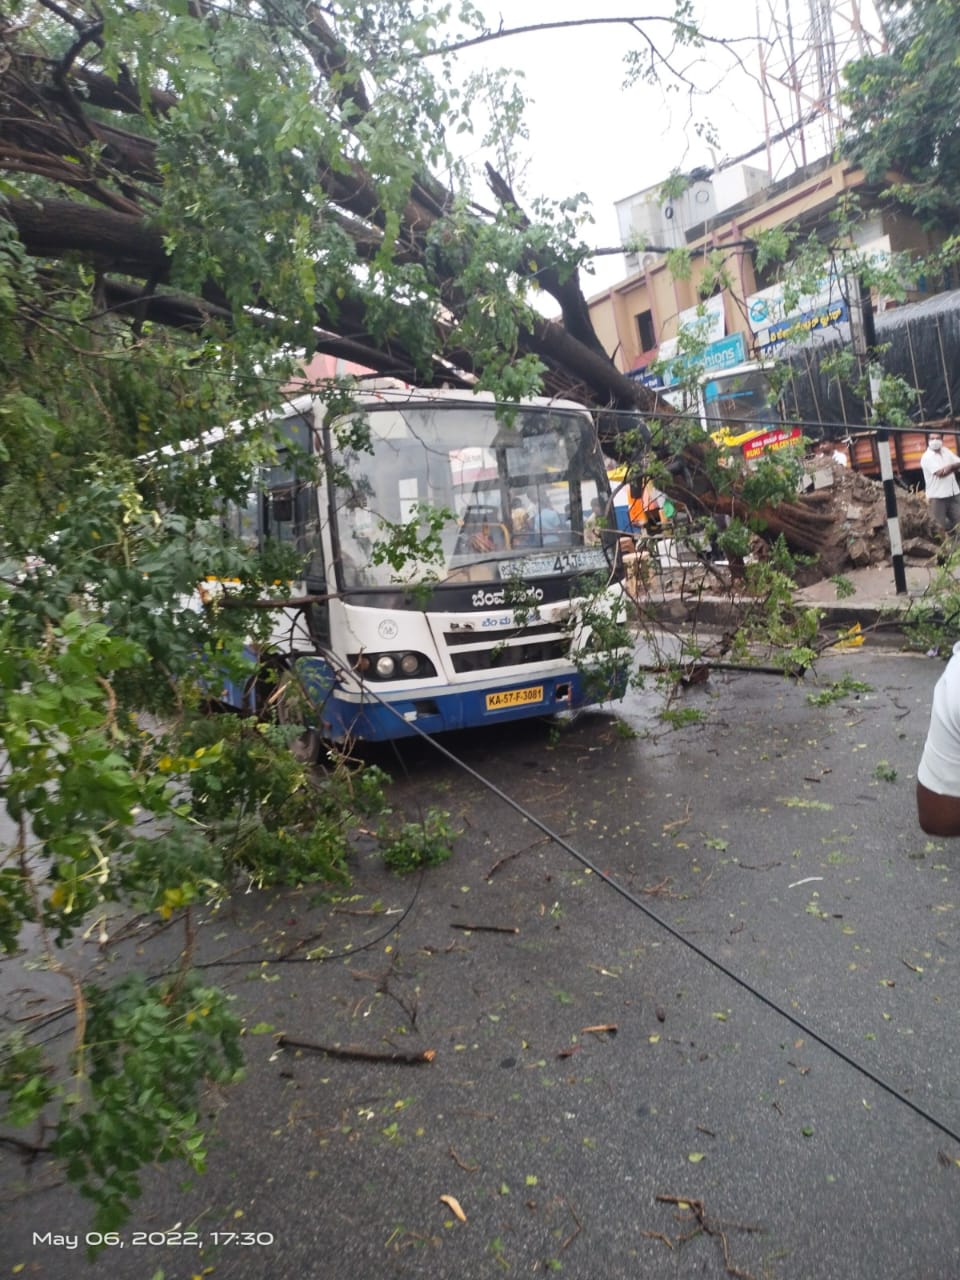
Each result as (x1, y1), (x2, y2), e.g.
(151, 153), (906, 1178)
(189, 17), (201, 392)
(348, 652), (438, 681)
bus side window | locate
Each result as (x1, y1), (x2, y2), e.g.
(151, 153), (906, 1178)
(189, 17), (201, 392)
(270, 489), (294, 524)
(223, 491), (261, 550)
(264, 485), (311, 551)
(304, 549), (330, 646)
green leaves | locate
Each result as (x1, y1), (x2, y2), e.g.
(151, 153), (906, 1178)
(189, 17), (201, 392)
(0, 356), (396, 1234)
(753, 225), (795, 275)
(380, 806), (456, 874)
(369, 501), (454, 578)
(50, 973), (243, 1232)
(0, 1035), (56, 1127)
(806, 675), (872, 707)
(841, 0), (960, 224)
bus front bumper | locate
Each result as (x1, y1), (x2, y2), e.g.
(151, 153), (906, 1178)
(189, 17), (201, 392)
(294, 658), (627, 743)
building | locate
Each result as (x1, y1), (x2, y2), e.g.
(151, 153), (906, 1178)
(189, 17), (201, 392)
(588, 155), (951, 386)
(616, 163), (770, 277)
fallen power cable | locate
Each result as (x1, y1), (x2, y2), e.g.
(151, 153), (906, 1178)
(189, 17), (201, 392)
(332, 651), (960, 1149)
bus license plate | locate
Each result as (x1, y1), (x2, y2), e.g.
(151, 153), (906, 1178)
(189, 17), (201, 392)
(486, 685), (544, 711)
(498, 548), (607, 579)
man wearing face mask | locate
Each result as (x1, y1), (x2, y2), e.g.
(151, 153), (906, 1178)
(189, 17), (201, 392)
(920, 432), (960, 532)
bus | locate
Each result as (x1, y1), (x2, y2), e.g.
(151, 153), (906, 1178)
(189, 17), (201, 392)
(699, 361), (802, 459)
(210, 380), (629, 743)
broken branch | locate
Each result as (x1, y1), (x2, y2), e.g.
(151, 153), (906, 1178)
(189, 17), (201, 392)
(277, 1035), (436, 1064)
(653, 1195), (763, 1280)
(560, 1199), (582, 1251)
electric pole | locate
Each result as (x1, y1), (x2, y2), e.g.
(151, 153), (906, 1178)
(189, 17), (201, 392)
(848, 274), (907, 595)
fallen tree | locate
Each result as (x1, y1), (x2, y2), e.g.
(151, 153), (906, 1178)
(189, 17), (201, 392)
(5, 2), (901, 576)
(0, 6), (662, 410)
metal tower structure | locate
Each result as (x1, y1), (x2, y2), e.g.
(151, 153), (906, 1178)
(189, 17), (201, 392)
(756, 0), (886, 179)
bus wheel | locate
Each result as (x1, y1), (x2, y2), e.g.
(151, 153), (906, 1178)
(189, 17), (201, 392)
(290, 728), (323, 766)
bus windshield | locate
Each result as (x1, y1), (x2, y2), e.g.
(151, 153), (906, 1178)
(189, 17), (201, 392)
(331, 402), (611, 590)
(702, 365), (779, 446)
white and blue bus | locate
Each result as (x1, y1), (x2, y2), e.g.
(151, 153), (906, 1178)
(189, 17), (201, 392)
(214, 380), (629, 742)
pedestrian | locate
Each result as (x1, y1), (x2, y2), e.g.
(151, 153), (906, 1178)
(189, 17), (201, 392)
(920, 432), (960, 532)
(917, 641), (960, 835)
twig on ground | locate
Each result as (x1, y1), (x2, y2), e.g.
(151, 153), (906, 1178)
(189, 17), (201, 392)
(0, 1134), (50, 1157)
(277, 1035), (435, 1065)
(560, 1199), (582, 1251)
(653, 1194), (763, 1280)
(639, 876), (675, 897)
(662, 803), (692, 833)
(640, 1230), (675, 1249)
(486, 834), (551, 880)
(448, 1146), (479, 1173)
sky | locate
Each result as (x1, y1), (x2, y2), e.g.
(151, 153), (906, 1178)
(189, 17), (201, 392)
(442, 1), (884, 296)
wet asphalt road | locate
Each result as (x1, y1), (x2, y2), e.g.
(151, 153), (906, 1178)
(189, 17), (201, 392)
(3, 645), (960, 1279)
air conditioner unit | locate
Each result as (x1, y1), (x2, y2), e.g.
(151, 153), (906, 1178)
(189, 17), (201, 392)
(640, 252), (661, 271)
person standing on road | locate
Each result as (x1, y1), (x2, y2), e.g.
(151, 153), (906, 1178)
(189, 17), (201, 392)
(917, 641), (960, 835)
(920, 432), (960, 532)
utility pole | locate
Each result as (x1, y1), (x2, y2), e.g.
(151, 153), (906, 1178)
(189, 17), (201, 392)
(848, 274), (907, 595)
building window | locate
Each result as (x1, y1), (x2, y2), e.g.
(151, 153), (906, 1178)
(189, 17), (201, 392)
(636, 309), (656, 352)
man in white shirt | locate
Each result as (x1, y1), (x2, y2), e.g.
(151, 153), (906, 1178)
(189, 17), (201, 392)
(920, 432), (960, 531)
(917, 642), (960, 834)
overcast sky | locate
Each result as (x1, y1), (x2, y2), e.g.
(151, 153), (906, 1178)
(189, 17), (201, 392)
(443, 1), (884, 295)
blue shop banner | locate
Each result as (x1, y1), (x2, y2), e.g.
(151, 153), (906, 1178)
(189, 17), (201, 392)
(661, 332), (746, 387)
(756, 301), (848, 352)
(626, 368), (665, 388)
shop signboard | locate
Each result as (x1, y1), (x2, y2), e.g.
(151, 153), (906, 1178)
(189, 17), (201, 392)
(741, 426), (803, 460)
(755, 301), (848, 353)
(626, 368), (665, 389)
(677, 294), (727, 345)
(660, 331), (747, 387)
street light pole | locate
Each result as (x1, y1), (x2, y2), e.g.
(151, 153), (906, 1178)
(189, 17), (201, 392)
(848, 274), (907, 595)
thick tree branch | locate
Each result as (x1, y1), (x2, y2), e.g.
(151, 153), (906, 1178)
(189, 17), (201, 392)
(0, 7), (680, 440)
(4, 197), (169, 274)
(525, 315), (658, 423)
(97, 278), (474, 390)
(484, 161), (610, 359)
